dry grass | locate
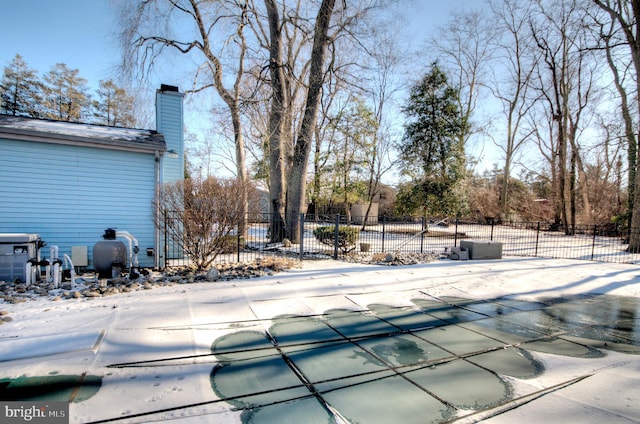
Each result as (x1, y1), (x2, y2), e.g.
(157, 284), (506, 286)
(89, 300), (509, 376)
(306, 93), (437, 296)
(256, 256), (302, 271)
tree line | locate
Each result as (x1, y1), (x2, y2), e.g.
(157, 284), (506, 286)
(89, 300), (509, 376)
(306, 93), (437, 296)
(119, 0), (637, 245)
(427, 0), (639, 248)
(4, 1), (640, 251)
(0, 54), (136, 127)
(115, 0), (640, 253)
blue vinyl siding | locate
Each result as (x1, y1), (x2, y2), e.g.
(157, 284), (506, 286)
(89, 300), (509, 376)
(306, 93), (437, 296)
(0, 138), (158, 268)
(156, 90), (184, 183)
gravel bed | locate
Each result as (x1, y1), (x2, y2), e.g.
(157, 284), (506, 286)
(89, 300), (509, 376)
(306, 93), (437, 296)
(0, 253), (439, 321)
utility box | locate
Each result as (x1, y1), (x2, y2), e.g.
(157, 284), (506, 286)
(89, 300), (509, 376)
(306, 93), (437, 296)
(0, 233), (41, 282)
(448, 246), (469, 260)
(460, 240), (503, 260)
(71, 246), (89, 267)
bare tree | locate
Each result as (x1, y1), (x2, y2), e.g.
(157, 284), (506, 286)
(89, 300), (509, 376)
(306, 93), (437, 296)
(119, 0), (251, 229)
(309, 75), (342, 219)
(600, 20), (637, 225)
(304, 3), (401, 224)
(358, 26), (405, 229)
(156, 177), (255, 270)
(262, 0), (339, 242)
(429, 8), (497, 156)
(593, 0), (640, 249)
(529, 0), (597, 232)
(489, 0), (538, 219)
(285, 0), (337, 242)
(263, 0), (289, 242)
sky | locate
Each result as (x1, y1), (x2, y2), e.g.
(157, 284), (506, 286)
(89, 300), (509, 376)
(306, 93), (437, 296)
(1, 0), (493, 176)
(1, 0), (121, 91)
(1, 1), (482, 86)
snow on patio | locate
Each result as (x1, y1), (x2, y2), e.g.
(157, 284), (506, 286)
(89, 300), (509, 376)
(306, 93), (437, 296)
(1, 257), (639, 423)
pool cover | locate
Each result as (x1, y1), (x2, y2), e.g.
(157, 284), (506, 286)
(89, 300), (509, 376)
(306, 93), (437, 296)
(209, 294), (640, 423)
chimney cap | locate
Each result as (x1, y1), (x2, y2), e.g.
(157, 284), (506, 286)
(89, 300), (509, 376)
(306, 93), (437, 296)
(159, 84), (179, 93)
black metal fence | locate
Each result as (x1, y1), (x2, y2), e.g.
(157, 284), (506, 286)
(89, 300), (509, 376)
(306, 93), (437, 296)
(163, 213), (640, 268)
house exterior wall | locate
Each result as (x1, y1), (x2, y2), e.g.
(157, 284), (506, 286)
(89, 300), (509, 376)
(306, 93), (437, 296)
(0, 138), (158, 269)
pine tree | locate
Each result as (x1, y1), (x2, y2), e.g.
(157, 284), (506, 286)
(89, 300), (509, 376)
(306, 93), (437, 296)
(92, 79), (136, 127)
(42, 63), (90, 122)
(0, 54), (43, 117)
(397, 63), (468, 216)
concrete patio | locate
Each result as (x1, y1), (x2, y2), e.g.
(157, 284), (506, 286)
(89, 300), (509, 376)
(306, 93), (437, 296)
(0, 257), (639, 423)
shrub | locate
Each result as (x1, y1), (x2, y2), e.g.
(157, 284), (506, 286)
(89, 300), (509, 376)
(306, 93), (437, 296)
(313, 226), (359, 253)
(156, 177), (253, 270)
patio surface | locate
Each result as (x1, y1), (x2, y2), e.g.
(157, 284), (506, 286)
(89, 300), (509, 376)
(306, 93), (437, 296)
(1, 257), (639, 423)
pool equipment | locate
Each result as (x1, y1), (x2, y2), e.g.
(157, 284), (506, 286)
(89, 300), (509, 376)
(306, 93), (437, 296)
(93, 229), (140, 279)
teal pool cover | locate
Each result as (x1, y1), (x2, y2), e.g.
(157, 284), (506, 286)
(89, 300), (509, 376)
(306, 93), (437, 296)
(2, 294), (638, 423)
(209, 294), (640, 423)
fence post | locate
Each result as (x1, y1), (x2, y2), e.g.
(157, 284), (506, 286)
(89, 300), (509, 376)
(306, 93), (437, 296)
(334, 214), (340, 260)
(591, 224), (597, 261)
(163, 209), (168, 270)
(237, 226), (241, 263)
(535, 222), (540, 256)
(420, 217), (425, 253)
(454, 217), (459, 247)
(299, 213), (305, 260)
(490, 221), (494, 241)
(382, 215), (386, 252)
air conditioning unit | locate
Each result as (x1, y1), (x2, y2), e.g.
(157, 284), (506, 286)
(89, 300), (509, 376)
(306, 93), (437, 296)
(0, 233), (42, 283)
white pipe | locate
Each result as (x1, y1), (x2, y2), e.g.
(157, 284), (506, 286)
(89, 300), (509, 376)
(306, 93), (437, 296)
(47, 246), (59, 284)
(53, 262), (61, 288)
(63, 254), (76, 288)
(115, 231), (140, 274)
(25, 262), (32, 286)
(50, 246), (58, 260)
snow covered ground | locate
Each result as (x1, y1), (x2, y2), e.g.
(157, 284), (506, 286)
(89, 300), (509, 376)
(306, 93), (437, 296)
(1, 257), (639, 423)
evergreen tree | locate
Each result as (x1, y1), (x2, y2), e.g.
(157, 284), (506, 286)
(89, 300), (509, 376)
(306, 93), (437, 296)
(397, 63), (468, 216)
(92, 79), (136, 127)
(42, 63), (90, 122)
(0, 54), (43, 117)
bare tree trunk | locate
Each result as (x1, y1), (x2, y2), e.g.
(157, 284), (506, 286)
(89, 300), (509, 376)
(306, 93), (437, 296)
(569, 144), (577, 233)
(599, 9), (638, 235)
(575, 149), (593, 225)
(286, 0), (336, 243)
(230, 106), (249, 237)
(361, 139), (379, 231)
(557, 116), (568, 230)
(264, 0), (288, 242)
(311, 125), (322, 221)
